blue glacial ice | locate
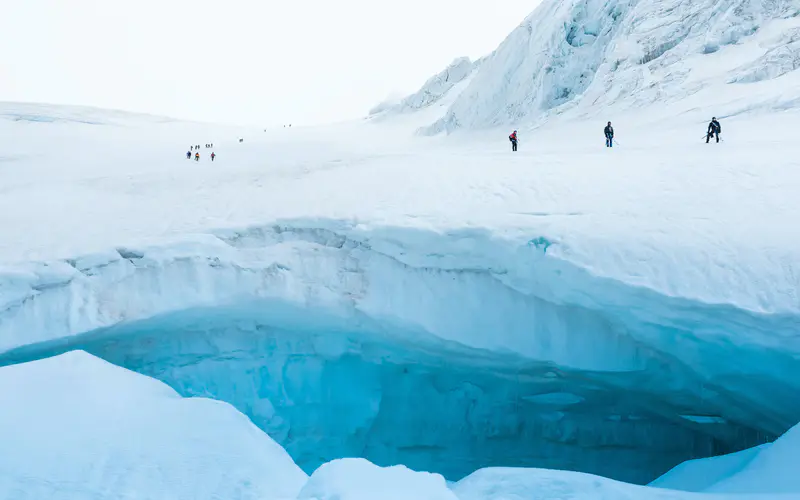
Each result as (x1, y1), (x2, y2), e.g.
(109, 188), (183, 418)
(0, 221), (796, 485)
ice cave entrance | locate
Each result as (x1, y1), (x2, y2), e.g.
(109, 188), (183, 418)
(0, 300), (771, 484)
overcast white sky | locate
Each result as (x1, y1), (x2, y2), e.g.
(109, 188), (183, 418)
(2, 1), (537, 126)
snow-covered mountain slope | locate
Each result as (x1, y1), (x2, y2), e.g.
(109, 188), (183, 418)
(1, 98), (799, 489)
(0, 350), (307, 500)
(370, 57), (482, 116)
(418, 0), (800, 132)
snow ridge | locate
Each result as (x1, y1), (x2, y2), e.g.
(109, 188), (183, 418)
(370, 57), (482, 117)
(420, 0), (800, 132)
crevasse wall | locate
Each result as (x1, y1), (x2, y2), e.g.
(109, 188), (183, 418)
(0, 220), (794, 483)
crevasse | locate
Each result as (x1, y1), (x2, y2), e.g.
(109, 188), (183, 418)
(0, 220), (794, 484)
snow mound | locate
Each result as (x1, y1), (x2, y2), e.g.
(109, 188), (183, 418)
(452, 465), (798, 500)
(649, 445), (769, 492)
(297, 458), (457, 500)
(0, 350), (307, 500)
(424, 0), (800, 132)
(653, 421), (800, 495)
(705, 422), (800, 494)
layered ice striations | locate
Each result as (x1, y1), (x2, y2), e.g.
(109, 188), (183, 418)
(0, 221), (794, 484)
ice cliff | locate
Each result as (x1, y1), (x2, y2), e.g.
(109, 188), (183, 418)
(415, 0), (800, 132)
(0, 221), (795, 484)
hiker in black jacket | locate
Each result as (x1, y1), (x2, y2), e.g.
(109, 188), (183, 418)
(706, 118), (721, 143)
(604, 122), (614, 147)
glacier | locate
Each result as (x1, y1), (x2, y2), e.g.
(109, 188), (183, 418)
(3, 0), (800, 495)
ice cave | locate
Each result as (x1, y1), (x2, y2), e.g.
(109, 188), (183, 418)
(0, 224), (791, 485)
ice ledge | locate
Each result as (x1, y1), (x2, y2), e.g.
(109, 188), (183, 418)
(1, 217), (797, 348)
(1, 218), (799, 435)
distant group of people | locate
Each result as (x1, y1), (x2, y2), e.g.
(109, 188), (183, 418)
(507, 117), (723, 151)
(187, 144), (215, 161)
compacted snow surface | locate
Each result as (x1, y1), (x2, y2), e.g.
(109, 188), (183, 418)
(2, 0), (800, 497)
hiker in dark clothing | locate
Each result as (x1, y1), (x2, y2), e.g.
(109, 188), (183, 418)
(509, 130), (518, 152)
(706, 117), (721, 143)
(604, 122), (614, 147)
(211, 152), (216, 161)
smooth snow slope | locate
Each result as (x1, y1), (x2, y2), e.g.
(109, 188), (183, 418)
(651, 420), (800, 495)
(0, 350), (307, 500)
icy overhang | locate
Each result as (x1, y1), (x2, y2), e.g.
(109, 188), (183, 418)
(0, 220), (796, 482)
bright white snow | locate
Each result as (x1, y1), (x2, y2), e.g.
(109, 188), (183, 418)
(297, 458), (458, 500)
(2, 0), (800, 496)
(0, 350), (307, 500)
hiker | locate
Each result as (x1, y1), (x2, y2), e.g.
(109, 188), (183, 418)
(195, 152), (200, 161)
(211, 152), (216, 162)
(706, 117), (721, 143)
(604, 122), (614, 147)
(509, 130), (518, 152)
(186, 150), (191, 159)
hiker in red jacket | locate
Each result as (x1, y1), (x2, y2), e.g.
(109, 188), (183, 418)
(509, 130), (518, 152)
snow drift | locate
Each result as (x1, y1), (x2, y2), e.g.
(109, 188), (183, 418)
(652, 418), (800, 495)
(0, 350), (307, 499)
